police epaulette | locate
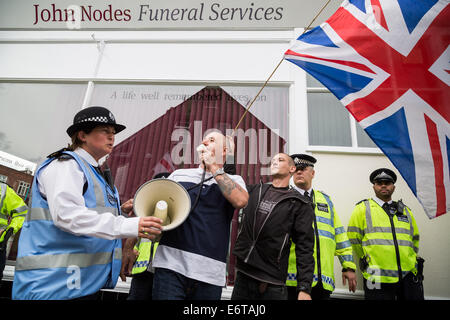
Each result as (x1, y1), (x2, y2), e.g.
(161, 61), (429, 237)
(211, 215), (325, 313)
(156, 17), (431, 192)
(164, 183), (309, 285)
(318, 190), (329, 197)
(355, 199), (368, 205)
(397, 199), (410, 213)
(47, 148), (72, 160)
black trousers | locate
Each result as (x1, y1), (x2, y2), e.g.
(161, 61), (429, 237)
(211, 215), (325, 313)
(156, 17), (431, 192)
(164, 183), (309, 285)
(231, 271), (287, 300)
(127, 271), (154, 300)
(0, 247), (6, 281)
(363, 272), (424, 300)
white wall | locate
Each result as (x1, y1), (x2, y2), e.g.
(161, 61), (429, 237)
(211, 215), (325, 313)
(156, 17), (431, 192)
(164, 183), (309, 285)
(0, 30), (296, 81)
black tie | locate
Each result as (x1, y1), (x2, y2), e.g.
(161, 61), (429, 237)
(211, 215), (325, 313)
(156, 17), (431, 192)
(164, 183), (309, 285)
(382, 202), (390, 214)
(304, 191), (311, 201)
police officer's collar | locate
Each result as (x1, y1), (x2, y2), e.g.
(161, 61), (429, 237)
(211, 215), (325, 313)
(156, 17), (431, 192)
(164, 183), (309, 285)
(74, 148), (101, 168)
(372, 196), (393, 208)
(292, 184), (312, 196)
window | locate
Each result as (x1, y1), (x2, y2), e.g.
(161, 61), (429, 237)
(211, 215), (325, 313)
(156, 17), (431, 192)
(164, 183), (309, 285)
(16, 181), (30, 197)
(307, 91), (352, 147)
(0, 174), (7, 183)
(306, 74), (378, 150)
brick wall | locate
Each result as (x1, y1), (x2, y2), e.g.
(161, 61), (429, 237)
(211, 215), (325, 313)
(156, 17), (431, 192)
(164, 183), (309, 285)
(0, 164), (34, 204)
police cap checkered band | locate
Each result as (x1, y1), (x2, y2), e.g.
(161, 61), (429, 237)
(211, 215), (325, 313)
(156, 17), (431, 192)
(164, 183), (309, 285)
(66, 106), (126, 137)
(78, 116), (109, 123)
(290, 153), (317, 168)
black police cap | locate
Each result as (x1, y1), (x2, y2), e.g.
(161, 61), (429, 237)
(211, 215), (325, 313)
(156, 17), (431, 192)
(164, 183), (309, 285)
(66, 106), (126, 137)
(290, 153), (317, 169)
(370, 168), (397, 184)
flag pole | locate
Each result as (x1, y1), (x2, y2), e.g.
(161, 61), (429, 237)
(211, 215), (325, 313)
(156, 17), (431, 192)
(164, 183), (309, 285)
(231, 0), (333, 136)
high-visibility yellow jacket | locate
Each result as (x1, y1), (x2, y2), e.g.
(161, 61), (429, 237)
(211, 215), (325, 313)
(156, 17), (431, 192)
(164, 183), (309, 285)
(132, 238), (158, 275)
(0, 182), (28, 243)
(286, 190), (356, 292)
(347, 198), (419, 284)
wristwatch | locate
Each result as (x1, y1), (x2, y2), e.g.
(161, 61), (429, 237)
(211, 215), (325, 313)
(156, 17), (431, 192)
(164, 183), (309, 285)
(213, 167), (225, 178)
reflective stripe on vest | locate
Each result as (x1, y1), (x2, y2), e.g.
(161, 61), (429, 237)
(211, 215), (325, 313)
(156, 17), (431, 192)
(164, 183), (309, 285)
(364, 200), (414, 238)
(0, 182), (7, 212)
(132, 238), (159, 275)
(362, 200), (416, 252)
(351, 199), (418, 283)
(27, 206), (119, 222)
(0, 183), (6, 232)
(0, 183), (27, 237)
(286, 190), (355, 291)
(16, 248), (122, 270)
(13, 151), (122, 300)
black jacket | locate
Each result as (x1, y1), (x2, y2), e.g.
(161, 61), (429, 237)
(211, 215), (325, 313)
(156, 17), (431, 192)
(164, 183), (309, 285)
(233, 182), (315, 294)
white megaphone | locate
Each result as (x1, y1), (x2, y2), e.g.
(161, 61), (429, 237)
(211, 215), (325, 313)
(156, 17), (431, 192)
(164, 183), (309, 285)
(133, 179), (191, 232)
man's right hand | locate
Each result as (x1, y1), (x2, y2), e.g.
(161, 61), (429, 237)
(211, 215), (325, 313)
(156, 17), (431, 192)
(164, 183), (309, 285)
(138, 216), (163, 240)
(120, 237), (139, 281)
(298, 291), (312, 300)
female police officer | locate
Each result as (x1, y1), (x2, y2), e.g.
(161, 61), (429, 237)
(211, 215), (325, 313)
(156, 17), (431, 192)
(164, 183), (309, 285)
(13, 106), (162, 300)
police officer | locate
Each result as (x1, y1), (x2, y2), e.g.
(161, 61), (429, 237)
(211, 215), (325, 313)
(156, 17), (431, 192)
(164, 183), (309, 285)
(12, 106), (163, 300)
(286, 154), (357, 300)
(0, 182), (28, 281)
(347, 168), (424, 300)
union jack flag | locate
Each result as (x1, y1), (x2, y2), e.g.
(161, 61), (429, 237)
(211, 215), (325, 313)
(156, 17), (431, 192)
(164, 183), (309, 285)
(285, 0), (449, 219)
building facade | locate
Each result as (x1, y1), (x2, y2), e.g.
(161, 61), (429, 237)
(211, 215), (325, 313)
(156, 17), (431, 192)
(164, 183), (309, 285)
(0, 0), (449, 299)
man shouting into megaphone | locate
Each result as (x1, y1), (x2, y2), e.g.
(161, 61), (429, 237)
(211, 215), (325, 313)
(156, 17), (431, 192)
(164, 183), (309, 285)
(150, 130), (248, 300)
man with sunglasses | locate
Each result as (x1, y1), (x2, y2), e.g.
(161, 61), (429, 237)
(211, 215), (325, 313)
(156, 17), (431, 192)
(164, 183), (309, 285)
(13, 106), (163, 300)
(286, 154), (357, 300)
